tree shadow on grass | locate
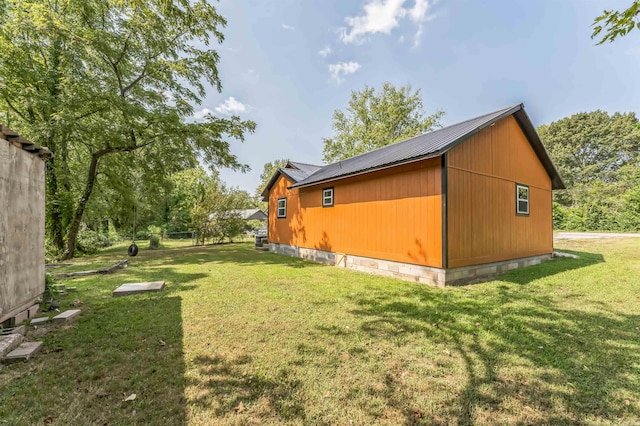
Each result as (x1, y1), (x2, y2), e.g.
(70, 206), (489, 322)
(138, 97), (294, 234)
(347, 277), (640, 425)
(135, 243), (319, 270)
(187, 354), (305, 421)
(0, 296), (187, 425)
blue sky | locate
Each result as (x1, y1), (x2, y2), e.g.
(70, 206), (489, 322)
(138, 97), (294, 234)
(199, 0), (639, 194)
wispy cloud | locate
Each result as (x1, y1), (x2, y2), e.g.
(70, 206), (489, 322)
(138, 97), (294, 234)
(407, 0), (430, 46)
(281, 24), (296, 31)
(340, 0), (434, 46)
(214, 97), (248, 116)
(329, 61), (361, 83)
(318, 46), (332, 58)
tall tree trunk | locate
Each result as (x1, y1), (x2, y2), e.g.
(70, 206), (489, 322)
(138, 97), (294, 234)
(64, 152), (102, 259)
(45, 38), (65, 250)
(46, 157), (65, 251)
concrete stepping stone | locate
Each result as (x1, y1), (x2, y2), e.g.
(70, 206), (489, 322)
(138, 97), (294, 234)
(0, 334), (24, 359)
(52, 310), (81, 324)
(30, 317), (50, 325)
(112, 281), (165, 297)
(4, 341), (43, 363)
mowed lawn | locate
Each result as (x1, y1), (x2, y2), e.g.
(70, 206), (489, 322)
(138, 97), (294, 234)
(1, 239), (640, 425)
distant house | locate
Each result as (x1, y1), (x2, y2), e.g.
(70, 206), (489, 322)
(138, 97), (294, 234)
(235, 209), (268, 222)
(0, 124), (51, 324)
(209, 209), (268, 222)
(261, 104), (565, 287)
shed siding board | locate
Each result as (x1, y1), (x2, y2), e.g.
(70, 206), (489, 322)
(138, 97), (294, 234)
(269, 159), (443, 267)
(447, 115), (553, 268)
(0, 139), (46, 321)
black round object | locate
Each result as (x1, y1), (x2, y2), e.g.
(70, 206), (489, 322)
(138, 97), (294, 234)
(128, 243), (139, 257)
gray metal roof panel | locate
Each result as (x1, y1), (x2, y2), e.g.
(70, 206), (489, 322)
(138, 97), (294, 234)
(291, 105), (521, 188)
(279, 168), (310, 182)
(288, 161), (322, 175)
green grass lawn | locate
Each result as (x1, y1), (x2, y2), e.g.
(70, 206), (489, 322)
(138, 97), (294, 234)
(2, 239), (639, 425)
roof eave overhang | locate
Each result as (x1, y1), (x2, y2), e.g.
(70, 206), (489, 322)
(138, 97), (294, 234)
(511, 109), (566, 190)
(260, 170), (282, 202)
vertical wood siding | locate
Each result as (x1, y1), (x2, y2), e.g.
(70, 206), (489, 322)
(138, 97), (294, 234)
(268, 159), (443, 267)
(447, 115), (553, 268)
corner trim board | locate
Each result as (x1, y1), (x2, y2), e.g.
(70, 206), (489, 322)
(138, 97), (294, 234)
(441, 153), (448, 269)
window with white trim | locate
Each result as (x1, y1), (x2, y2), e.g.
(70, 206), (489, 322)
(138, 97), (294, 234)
(516, 184), (529, 215)
(322, 187), (334, 207)
(277, 198), (287, 218)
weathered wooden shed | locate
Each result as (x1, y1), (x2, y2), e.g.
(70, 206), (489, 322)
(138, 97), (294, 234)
(0, 125), (51, 324)
(262, 104), (565, 286)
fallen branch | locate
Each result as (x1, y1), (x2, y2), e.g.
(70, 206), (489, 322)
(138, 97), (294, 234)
(51, 260), (128, 279)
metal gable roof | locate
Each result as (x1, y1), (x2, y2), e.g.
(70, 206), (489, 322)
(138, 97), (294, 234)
(290, 104), (565, 190)
(260, 165), (318, 201)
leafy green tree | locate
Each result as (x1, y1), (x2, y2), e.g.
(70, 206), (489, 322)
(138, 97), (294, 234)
(0, 0), (255, 258)
(537, 111), (640, 190)
(191, 176), (253, 244)
(592, 1), (640, 44)
(256, 158), (289, 196)
(165, 168), (209, 233)
(322, 82), (444, 163)
(538, 111), (640, 231)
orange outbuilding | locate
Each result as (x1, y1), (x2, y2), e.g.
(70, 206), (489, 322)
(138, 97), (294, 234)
(262, 104), (564, 286)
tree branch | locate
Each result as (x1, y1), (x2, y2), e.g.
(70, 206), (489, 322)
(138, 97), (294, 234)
(3, 96), (29, 123)
(74, 106), (107, 121)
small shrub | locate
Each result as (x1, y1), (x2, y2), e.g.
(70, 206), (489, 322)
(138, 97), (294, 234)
(77, 229), (111, 255)
(45, 240), (64, 262)
(148, 225), (162, 249)
(149, 234), (161, 250)
(44, 273), (57, 302)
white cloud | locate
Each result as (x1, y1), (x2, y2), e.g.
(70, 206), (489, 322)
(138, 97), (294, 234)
(318, 46), (332, 57)
(341, 0), (406, 44)
(340, 0), (433, 45)
(193, 108), (213, 120)
(329, 61), (361, 83)
(214, 97), (248, 116)
(281, 24), (296, 31)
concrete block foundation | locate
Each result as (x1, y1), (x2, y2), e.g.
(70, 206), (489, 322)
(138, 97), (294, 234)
(269, 243), (551, 287)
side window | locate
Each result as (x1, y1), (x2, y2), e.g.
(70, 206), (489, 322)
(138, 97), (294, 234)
(277, 198), (287, 218)
(322, 187), (334, 207)
(516, 184), (529, 215)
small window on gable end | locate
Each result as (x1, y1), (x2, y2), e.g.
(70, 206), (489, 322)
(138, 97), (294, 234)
(516, 184), (529, 215)
(277, 198), (287, 218)
(322, 187), (334, 207)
